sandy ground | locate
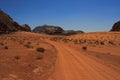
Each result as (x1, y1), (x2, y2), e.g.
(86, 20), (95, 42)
(48, 41), (120, 80)
(0, 32), (57, 80)
(0, 32), (120, 80)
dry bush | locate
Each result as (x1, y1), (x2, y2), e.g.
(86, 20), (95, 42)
(14, 56), (20, 60)
(36, 55), (43, 60)
(36, 47), (45, 53)
(82, 46), (87, 51)
(4, 46), (8, 49)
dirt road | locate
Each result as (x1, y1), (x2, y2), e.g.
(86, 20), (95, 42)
(48, 41), (120, 80)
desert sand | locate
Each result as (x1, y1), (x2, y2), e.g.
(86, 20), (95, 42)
(0, 32), (120, 80)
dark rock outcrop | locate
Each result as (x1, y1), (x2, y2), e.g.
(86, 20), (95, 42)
(63, 30), (84, 36)
(33, 25), (84, 35)
(111, 21), (120, 31)
(33, 25), (64, 35)
(0, 9), (31, 33)
(21, 24), (31, 32)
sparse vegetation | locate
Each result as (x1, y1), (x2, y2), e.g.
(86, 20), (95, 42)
(50, 32), (120, 47)
(109, 41), (114, 45)
(36, 56), (43, 60)
(24, 41), (33, 48)
(0, 27), (57, 80)
(0, 42), (4, 46)
(27, 41), (31, 44)
(100, 41), (104, 45)
(24, 44), (31, 48)
(14, 56), (20, 60)
(82, 46), (87, 51)
(4, 46), (8, 49)
(36, 47), (45, 53)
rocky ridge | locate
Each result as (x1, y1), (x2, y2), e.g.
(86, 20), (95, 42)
(0, 9), (31, 33)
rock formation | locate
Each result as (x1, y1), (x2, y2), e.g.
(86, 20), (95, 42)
(33, 25), (84, 35)
(111, 21), (120, 31)
(0, 9), (31, 33)
(33, 25), (64, 35)
(21, 24), (31, 32)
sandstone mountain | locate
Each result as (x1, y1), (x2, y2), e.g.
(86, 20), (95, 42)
(111, 21), (120, 31)
(33, 25), (64, 35)
(0, 9), (31, 33)
(33, 25), (84, 35)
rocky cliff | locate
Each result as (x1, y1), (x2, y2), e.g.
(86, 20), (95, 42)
(0, 9), (31, 33)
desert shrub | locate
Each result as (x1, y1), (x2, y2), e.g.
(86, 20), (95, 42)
(0, 42), (4, 46)
(24, 44), (31, 48)
(36, 47), (45, 53)
(27, 41), (31, 44)
(95, 40), (99, 45)
(63, 38), (68, 43)
(109, 41), (114, 45)
(82, 46), (87, 51)
(36, 56), (43, 60)
(83, 39), (86, 43)
(24, 41), (33, 48)
(100, 41), (104, 45)
(14, 56), (20, 60)
(73, 39), (78, 44)
(4, 46), (8, 49)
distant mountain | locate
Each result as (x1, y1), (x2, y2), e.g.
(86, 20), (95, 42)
(33, 25), (64, 35)
(33, 25), (84, 35)
(110, 21), (120, 31)
(0, 9), (31, 33)
(63, 30), (84, 36)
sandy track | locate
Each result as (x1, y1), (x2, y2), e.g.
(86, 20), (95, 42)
(48, 41), (120, 80)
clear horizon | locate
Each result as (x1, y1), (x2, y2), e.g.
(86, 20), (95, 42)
(0, 0), (120, 32)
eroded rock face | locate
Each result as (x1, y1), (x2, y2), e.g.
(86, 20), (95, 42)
(0, 9), (31, 33)
(0, 9), (21, 33)
(111, 21), (120, 31)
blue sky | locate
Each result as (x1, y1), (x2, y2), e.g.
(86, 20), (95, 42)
(0, 0), (120, 32)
